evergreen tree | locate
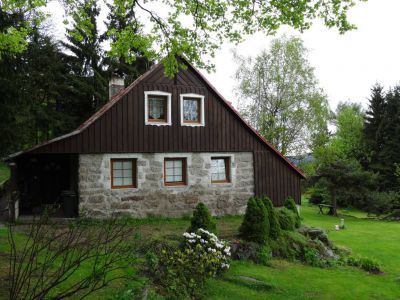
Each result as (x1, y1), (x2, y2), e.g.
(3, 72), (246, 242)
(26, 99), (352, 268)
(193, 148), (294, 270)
(102, 1), (151, 85)
(380, 87), (400, 190)
(284, 197), (301, 228)
(364, 84), (386, 178)
(188, 203), (216, 233)
(239, 197), (269, 243)
(261, 196), (281, 239)
(62, 0), (108, 118)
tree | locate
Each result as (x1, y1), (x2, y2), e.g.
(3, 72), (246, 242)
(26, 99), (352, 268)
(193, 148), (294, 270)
(312, 102), (377, 213)
(234, 36), (331, 155)
(239, 197), (269, 243)
(5, 0), (364, 75)
(188, 202), (216, 233)
(62, 0), (108, 112)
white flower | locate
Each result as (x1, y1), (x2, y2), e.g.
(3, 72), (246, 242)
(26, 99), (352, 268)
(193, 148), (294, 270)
(224, 247), (231, 254)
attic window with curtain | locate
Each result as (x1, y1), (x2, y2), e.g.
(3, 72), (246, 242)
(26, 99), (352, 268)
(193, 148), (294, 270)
(145, 91), (172, 125)
(180, 93), (205, 126)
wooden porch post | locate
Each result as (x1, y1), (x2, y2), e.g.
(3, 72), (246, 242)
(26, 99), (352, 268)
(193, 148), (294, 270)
(8, 162), (19, 222)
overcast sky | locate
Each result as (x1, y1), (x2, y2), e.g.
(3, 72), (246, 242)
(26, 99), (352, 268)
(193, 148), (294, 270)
(47, 0), (400, 111)
(201, 0), (400, 111)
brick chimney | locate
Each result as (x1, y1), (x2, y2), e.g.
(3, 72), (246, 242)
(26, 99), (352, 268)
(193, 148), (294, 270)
(109, 73), (125, 100)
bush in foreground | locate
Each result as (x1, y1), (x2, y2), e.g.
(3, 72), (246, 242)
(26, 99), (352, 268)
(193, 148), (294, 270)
(284, 196), (301, 228)
(146, 229), (230, 299)
(239, 197), (269, 243)
(188, 202), (216, 233)
(261, 196), (281, 239)
(278, 208), (296, 231)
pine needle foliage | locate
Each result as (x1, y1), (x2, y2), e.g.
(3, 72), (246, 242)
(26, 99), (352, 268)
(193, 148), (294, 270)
(239, 197), (269, 244)
(188, 203), (216, 233)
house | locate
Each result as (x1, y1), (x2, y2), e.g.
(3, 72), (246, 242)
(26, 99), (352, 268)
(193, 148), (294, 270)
(5, 57), (305, 219)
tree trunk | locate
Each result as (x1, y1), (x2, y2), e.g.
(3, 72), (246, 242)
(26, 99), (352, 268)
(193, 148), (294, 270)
(330, 189), (338, 216)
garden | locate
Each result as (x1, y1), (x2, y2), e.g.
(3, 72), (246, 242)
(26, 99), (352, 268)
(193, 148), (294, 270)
(1, 197), (399, 300)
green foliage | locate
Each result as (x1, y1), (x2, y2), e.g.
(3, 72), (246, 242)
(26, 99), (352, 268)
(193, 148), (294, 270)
(239, 197), (269, 244)
(147, 229), (230, 299)
(366, 191), (400, 215)
(231, 241), (272, 266)
(309, 185), (330, 205)
(188, 202), (216, 233)
(261, 196), (281, 239)
(234, 35), (331, 154)
(277, 208), (296, 231)
(284, 197), (301, 228)
(345, 256), (382, 274)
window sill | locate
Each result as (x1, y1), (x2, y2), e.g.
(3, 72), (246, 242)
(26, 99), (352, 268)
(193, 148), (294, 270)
(181, 122), (205, 127)
(145, 121), (172, 126)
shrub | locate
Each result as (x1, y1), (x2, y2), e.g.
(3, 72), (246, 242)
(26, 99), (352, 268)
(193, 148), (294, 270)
(284, 196), (301, 228)
(188, 202), (216, 233)
(147, 229), (230, 299)
(239, 197), (269, 243)
(231, 240), (271, 265)
(261, 196), (281, 239)
(366, 191), (400, 215)
(277, 208), (296, 231)
(345, 256), (382, 274)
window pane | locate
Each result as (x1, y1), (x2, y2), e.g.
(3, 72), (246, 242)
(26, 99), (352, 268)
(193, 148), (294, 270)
(165, 168), (174, 176)
(113, 161), (122, 169)
(166, 175), (175, 182)
(114, 177), (123, 186)
(211, 158), (228, 182)
(123, 161), (132, 169)
(183, 98), (199, 122)
(165, 159), (185, 183)
(174, 175), (183, 182)
(114, 169), (123, 177)
(173, 160), (182, 168)
(124, 169), (132, 177)
(165, 160), (174, 169)
(123, 177), (133, 186)
(149, 96), (166, 120)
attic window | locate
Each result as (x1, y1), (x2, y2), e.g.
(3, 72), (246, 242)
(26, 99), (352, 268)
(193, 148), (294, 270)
(145, 91), (172, 125)
(180, 94), (205, 126)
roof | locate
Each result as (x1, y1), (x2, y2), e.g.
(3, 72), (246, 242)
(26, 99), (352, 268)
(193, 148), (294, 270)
(5, 58), (305, 178)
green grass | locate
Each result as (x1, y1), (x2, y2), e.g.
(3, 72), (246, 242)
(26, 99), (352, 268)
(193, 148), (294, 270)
(0, 162), (10, 184)
(1, 203), (400, 299)
(207, 203), (400, 300)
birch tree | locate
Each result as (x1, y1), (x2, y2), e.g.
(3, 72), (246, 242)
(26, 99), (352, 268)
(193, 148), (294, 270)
(234, 36), (331, 155)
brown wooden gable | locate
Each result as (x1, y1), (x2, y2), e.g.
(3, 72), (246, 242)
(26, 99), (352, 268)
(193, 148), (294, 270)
(9, 58), (304, 204)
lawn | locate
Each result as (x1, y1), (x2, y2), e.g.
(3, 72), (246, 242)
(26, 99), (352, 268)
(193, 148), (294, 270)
(0, 162), (10, 184)
(0, 203), (399, 299)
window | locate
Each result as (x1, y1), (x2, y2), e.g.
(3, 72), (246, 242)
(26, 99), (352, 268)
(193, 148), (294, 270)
(145, 91), (172, 125)
(111, 159), (137, 189)
(164, 158), (187, 186)
(180, 93), (205, 126)
(211, 157), (230, 183)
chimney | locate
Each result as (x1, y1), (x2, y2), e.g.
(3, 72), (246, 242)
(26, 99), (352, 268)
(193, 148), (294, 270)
(109, 73), (125, 100)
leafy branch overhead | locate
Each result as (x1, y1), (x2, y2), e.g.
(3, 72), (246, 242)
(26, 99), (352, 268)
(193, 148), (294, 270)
(3, 0), (364, 75)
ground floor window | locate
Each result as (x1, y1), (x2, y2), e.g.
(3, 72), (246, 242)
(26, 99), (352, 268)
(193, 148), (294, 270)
(211, 157), (230, 183)
(111, 159), (137, 188)
(164, 158), (187, 186)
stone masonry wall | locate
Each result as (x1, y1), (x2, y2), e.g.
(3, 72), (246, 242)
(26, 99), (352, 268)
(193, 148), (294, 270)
(79, 152), (254, 218)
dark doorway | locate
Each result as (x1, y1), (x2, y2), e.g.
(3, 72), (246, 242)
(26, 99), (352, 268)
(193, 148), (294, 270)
(16, 154), (79, 217)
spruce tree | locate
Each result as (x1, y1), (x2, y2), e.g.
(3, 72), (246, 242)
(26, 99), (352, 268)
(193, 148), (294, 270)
(239, 197), (269, 243)
(284, 197), (301, 228)
(261, 196), (281, 239)
(188, 203), (216, 233)
(364, 84), (386, 180)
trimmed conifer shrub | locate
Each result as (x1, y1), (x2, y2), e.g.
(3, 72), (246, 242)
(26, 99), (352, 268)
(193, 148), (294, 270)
(239, 197), (269, 243)
(261, 196), (281, 239)
(188, 203), (216, 233)
(278, 208), (296, 231)
(284, 196), (301, 228)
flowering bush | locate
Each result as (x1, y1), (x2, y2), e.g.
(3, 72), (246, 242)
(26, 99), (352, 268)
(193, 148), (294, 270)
(146, 229), (230, 299)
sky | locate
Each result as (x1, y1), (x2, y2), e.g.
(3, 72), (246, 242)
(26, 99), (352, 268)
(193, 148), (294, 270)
(46, 0), (400, 111)
(202, 0), (400, 111)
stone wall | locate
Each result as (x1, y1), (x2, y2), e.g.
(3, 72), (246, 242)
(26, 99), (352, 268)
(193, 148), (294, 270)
(78, 152), (254, 218)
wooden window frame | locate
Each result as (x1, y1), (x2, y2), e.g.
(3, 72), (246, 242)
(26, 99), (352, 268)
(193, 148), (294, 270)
(111, 158), (137, 189)
(180, 93), (205, 126)
(144, 91), (172, 126)
(211, 157), (231, 183)
(164, 157), (187, 186)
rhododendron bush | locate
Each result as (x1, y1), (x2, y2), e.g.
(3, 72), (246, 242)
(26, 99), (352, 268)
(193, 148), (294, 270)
(146, 228), (230, 298)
